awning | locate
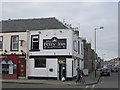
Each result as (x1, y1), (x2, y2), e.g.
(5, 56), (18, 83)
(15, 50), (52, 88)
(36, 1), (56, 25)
(1, 60), (6, 64)
(7, 60), (13, 64)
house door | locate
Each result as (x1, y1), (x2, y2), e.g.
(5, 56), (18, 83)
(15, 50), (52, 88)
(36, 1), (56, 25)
(58, 58), (66, 80)
(18, 59), (26, 78)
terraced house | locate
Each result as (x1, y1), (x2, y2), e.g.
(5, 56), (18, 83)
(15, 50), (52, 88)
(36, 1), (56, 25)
(0, 19), (28, 79)
(0, 17), (84, 80)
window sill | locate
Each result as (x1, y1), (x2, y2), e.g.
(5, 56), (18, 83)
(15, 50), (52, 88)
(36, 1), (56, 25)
(29, 49), (40, 51)
(10, 50), (19, 51)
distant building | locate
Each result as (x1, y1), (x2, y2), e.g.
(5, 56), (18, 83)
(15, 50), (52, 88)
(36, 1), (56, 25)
(82, 39), (95, 73)
(106, 57), (120, 67)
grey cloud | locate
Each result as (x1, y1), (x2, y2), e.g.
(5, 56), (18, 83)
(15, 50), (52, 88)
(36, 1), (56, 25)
(2, 2), (118, 60)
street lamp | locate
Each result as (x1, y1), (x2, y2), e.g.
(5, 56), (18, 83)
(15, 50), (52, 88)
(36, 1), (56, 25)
(94, 27), (104, 77)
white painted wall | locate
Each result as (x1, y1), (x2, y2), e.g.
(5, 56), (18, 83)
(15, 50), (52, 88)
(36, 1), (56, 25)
(29, 29), (73, 56)
(78, 38), (84, 70)
(72, 59), (77, 77)
(66, 58), (73, 77)
(79, 38), (84, 59)
(80, 60), (84, 70)
(72, 32), (80, 58)
(46, 58), (57, 77)
(28, 58), (58, 77)
(28, 29), (84, 78)
(28, 58), (47, 77)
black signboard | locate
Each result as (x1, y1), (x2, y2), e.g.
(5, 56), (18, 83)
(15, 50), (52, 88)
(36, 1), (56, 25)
(43, 37), (67, 49)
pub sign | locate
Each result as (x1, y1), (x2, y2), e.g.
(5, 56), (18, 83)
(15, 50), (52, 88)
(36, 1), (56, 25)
(43, 37), (67, 49)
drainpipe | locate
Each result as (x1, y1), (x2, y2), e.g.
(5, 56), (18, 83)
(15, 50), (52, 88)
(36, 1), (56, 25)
(26, 30), (30, 79)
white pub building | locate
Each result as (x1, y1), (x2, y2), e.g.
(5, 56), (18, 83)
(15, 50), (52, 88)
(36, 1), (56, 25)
(27, 17), (84, 80)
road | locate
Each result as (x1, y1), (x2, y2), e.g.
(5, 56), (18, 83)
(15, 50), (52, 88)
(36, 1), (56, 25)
(2, 72), (119, 89)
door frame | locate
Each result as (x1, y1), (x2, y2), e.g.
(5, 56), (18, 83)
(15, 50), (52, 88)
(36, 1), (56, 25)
(18, 59), (26, 78)
(58, 58), (66, 80)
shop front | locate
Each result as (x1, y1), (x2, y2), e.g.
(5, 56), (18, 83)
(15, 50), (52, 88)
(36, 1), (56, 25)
(0, 54), (26, 79)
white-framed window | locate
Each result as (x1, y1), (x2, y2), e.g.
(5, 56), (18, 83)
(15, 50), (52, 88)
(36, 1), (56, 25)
(31, 35), (39, 51)
(11, 35), (19, 51)
(81, 43), (84, 55)
(78, 41), (80, 54)
(0, 36), (3, 51)
(34, 58), (46, 68)
(73, 40), (77, 52)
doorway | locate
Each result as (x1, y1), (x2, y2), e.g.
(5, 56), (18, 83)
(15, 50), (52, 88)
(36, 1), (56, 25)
(18, 59), (26, 78)
(58, 58), (66, 80)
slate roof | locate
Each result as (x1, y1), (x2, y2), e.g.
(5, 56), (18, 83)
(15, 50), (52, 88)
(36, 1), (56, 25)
(0, 17), (68, 33)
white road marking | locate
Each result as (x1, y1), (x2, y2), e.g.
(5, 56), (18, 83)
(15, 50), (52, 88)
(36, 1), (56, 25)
(91, 85), (95, 90)
(85, 86), (89, 88)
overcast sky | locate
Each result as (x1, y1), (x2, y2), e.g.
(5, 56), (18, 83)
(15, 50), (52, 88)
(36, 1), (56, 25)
(1, 1), (119, 60)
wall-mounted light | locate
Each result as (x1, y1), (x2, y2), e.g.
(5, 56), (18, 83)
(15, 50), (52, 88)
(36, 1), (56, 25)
(4, 50), (7, 55)
(38, 31), (41, 34)
(69, 52), (70, 55)
(4, 50), (7, 53)
(21, 50), (26, 55)
(60, 30), (62, 33)
(21, 50), (23, 52)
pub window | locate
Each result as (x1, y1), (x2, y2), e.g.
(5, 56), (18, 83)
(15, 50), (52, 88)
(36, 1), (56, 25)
(11, 35), (19, 51)
(0, 36), (3, 51)
(31, 35), (39, 50)
(34, 58), (46, 68)
(81, 43), (84, 55)
(8, 60), (13, 74)
(2, 64), (9, 74)
(73, 40), (77, 52)
(78, 41), (80, 54)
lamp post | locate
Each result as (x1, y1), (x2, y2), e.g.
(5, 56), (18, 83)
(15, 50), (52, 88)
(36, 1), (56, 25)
(94, 27), (104, 77)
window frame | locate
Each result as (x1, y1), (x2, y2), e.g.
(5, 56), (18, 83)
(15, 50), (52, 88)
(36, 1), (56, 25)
(78, 40), (80, 54)
(73, 40), (77, 52)
(0, 36), (3, 51)
(2, 64), (9, 74)
(34, 57), (46, 68)
(10, 35), (19, 51)
(30, 34), (40, 51)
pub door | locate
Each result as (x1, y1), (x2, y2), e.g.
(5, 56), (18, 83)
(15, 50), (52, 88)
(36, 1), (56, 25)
(58, 58), (66, 80)
(18, 59), (26, 79)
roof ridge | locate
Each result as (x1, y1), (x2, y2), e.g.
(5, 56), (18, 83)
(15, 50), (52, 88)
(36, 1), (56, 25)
(2, 17), (56, 22)
(1, 17), (68, 33)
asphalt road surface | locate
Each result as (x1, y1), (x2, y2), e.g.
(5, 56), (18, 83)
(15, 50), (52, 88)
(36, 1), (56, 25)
(2, 72), (119, 89)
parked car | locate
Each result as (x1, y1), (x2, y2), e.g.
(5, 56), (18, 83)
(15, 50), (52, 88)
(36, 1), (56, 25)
(100, 67), (110, 76)
(111, 66), (119, 72)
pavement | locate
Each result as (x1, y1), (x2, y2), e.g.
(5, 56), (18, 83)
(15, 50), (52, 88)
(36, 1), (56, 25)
(1, 71), (101, 86)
